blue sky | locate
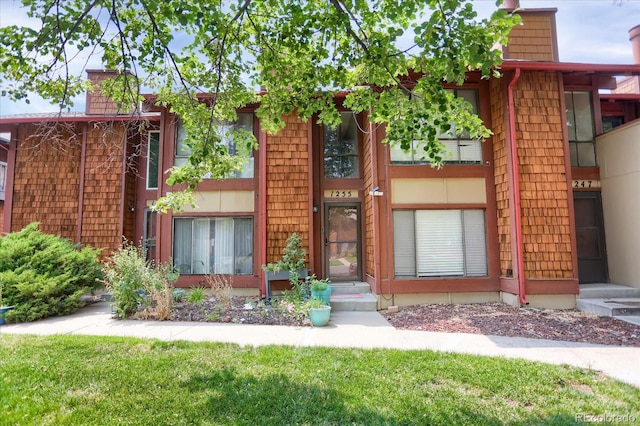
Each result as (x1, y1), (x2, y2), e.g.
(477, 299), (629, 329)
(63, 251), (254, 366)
(0, 0), (638, 116)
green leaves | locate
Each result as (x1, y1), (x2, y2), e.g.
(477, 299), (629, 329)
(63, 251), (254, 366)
(1, 0), (517, 208)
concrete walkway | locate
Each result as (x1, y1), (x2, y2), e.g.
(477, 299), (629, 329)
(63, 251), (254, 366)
(2, 302), (639, 389)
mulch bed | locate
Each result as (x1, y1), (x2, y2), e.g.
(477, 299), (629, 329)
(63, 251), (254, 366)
(382, 303), (640, 347)
(168, 297), (640, 347)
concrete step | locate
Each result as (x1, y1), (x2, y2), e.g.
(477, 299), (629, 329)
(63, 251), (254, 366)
(578, 284), (640, 299)
(330, 292), (378, 312)
(329, 282), (371, 295)
(576, 298), (640, 317)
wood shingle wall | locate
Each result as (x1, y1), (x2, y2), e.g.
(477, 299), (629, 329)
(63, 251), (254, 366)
(12, 124), (81, 239)
(506, 11), (557, 62)
(11, 122), (129, 259)
(362, 114), (375, 278)
(80, 124), (126, 258)
(514, 71), (572, 279)
(490, 79), (513, 277)
(265, 114), (310, 264)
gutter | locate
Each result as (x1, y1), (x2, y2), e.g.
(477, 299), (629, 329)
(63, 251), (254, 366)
(507, 68), (528, 306)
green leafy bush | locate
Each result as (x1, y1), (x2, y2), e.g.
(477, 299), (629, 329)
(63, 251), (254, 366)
(0, 223), (102, 323)
(103, 242), (178, 320)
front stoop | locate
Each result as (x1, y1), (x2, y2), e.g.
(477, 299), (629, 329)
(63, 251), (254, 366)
(576, 284), (640, 325)
(329, 282), (378, 312)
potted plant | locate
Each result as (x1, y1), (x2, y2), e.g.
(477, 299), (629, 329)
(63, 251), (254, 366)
(306, 297), (331, 327)
(262, 233), (308, 300)
(310, 277), (332, 305)
(0, 282), (15, 325)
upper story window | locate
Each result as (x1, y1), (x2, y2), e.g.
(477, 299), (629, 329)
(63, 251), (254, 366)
(390, 89), (482, 165)
(146, 131), (160, 190)
(565, 91), (596, 167)
(175, 113), (254, 178)
(324, 112), (359, 178)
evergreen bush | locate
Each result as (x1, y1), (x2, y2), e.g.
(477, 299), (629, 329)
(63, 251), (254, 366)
(0, 223), (102, 323)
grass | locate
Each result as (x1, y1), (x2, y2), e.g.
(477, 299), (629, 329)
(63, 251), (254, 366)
(1, 334), (639, 425)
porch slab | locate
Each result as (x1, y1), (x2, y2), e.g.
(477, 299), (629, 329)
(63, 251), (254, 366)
(330, 293), (378, 311)
(576, 298), (640, 317)
(578, 283), (640, 299)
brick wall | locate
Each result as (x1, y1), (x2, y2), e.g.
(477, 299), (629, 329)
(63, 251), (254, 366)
(490, 79), (513, 277)
(514, 71), (573, 279)
(266, 114), (310, 264)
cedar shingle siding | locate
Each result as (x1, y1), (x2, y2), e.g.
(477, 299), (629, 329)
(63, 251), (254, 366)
(491, 79), (513, 277)
(12, 124), (81, 239)
(362, 114), (375, 279)
(514, 71), (573, 279)
(266, 114), (310, 264)
(80, 124), (126, 258)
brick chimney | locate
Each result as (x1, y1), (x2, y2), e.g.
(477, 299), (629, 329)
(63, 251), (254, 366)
(85, 69), (138, 115)
(502, 5), (559, 62)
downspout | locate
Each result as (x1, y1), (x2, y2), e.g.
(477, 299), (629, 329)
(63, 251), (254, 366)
(76, 123), (88, 243)
(507, 68), (528, 305)
(259, 128), (268, 298)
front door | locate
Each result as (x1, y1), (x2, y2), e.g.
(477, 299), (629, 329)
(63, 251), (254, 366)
(574, 192), (608, 283)
(325, 203), (361, 281)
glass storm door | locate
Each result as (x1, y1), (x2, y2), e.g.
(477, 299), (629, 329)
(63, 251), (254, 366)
(325, 204), (361, 281)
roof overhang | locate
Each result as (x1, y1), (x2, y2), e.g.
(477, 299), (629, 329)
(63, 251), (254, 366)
(0, 112), (161, 125)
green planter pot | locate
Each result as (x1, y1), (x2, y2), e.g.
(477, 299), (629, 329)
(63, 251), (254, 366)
(311, 286), (332, 305)
(0, 306), (15, 325)
(309, 306), (331, 327)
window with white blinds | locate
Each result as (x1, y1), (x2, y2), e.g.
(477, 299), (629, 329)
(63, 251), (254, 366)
(393, 209), (487, 278)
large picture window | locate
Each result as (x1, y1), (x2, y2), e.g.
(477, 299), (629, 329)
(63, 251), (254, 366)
(324, 112), (359, 178)
(173, 217), (253, 275)
(390, 89), (482, 165)
(565, 91), (596, 167)
(393, 209), (487, 278)
(175, 113), (254, 178)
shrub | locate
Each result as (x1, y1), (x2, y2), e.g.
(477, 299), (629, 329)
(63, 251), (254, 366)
(187, 287), (207, 305)
(205, 274), (233, 309)
(0, 223), (103, 323)
(103, 242), (178, 320)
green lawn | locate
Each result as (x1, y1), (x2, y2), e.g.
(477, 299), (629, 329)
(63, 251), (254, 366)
(1, 334), (638, 425)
